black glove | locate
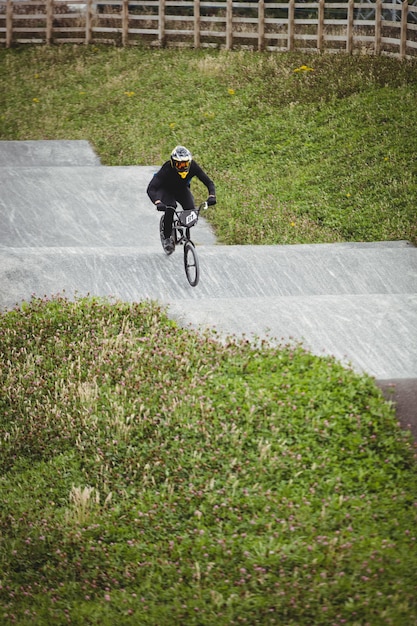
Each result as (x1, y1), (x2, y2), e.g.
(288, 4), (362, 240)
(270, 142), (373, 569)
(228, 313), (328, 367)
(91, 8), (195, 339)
(207, 195), (216, 207)
(155, 202), (166, 211)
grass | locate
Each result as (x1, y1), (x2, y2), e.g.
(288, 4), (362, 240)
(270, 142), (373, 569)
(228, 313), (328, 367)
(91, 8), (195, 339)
(1, 45), (417, 624)
(0, 295), (416, 625)
(0, 45), (416, 244)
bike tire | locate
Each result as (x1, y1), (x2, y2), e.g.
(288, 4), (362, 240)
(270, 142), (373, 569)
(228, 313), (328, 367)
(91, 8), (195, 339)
(184, 241), (200, 287)
(159, 214), (175, 256)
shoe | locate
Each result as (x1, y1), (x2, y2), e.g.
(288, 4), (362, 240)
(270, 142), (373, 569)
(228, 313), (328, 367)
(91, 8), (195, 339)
(163, 237), (175, 254)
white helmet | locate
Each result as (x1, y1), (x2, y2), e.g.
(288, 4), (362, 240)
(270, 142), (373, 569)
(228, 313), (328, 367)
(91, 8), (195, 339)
(170, 145), (192, 177)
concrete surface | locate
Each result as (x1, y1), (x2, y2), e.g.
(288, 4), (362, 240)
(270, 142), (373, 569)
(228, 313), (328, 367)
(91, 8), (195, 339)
(1, 140), (416, 438)
(0, 140), (101, 167)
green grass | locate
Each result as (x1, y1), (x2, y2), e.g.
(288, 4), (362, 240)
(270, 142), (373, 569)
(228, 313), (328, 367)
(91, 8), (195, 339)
(0, 45), (416, 244)
(0, 296), (416, 625)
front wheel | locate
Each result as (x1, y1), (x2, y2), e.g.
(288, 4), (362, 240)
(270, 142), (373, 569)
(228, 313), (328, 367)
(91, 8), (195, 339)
(184, 241), (200, 287)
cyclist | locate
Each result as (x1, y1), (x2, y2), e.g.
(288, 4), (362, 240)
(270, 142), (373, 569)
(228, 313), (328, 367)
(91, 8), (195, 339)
(147, 145), (216, 253)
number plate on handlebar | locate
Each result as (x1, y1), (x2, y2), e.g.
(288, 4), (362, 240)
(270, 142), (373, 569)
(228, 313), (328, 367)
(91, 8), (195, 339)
(179, 210), (198, 227)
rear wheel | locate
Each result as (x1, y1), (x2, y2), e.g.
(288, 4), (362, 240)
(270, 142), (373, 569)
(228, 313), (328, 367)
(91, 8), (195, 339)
(159, 215), (175, 255)
(184, 241), (199, 287)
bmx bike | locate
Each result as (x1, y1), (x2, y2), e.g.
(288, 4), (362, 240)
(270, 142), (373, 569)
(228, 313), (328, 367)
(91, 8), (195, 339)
(159, 201), (208, 287)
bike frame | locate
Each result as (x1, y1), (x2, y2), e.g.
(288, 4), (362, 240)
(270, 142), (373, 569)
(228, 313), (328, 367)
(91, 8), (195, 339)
(169, 201), (208, 245)
(159, 201), (208, 287)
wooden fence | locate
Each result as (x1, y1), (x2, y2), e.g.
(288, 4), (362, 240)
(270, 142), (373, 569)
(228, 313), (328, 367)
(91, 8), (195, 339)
(1, 0), (416, 58)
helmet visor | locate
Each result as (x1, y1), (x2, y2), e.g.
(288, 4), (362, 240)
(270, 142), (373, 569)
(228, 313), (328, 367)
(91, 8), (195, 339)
(175, 160), (190, 171)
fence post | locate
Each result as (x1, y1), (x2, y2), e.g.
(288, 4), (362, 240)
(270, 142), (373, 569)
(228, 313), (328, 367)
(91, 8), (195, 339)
(317, 0), (324, 51)
(159, 0), (166, 47)
(85, 0), (93, 45)
(258, 0), (265, 51)
(288, 0), (295, 51)
(46, 0), (53, 44)
(375, 0), (382, 55)
(6, 0), (12, 48)
(346, 0), (354, 53)
(226, 0), (233, 50)
(194, 0), (200, 48)
(400, 0), (408, 58)
(122, 0), (129, 46)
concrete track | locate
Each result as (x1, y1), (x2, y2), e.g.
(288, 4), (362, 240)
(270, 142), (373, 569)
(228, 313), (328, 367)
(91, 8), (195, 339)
(1, 141), (416, 437)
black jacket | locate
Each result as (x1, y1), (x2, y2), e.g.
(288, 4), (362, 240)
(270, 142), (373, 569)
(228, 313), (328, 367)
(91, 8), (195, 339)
(147, 160), (215, 202)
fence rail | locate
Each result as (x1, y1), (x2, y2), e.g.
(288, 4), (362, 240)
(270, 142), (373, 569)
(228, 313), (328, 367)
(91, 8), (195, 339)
(1, 0), (416, 58)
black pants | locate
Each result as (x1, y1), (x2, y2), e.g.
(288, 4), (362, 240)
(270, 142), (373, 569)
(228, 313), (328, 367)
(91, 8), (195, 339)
(160, 187), (195, 238)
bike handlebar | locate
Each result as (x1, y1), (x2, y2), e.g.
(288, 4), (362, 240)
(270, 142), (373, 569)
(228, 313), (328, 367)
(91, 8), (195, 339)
(164, 201), (208, 213)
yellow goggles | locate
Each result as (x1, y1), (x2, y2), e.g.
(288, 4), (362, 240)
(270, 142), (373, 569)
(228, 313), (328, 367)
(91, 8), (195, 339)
(175, 160), (190, 171)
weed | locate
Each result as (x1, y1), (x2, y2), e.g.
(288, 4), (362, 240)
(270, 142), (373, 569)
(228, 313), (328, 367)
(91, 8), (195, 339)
(0, 296), (416, 624)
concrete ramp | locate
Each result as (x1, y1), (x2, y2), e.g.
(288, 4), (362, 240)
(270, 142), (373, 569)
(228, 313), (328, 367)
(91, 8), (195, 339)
(1, 141), (416, 435)
(0, 140), (101, 167)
